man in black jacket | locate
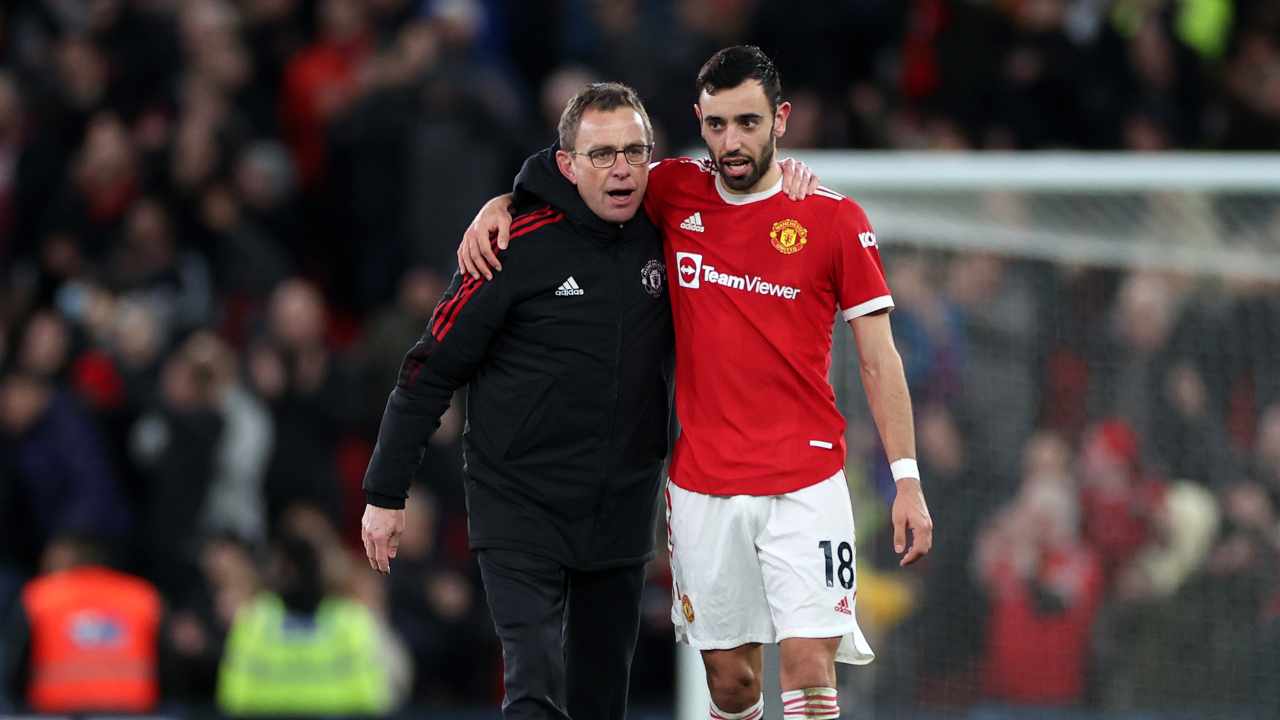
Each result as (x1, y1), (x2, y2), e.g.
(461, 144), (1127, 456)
(361, 83), (673, 720)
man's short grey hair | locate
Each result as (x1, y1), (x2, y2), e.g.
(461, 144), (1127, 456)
(557, 82), (653, 152)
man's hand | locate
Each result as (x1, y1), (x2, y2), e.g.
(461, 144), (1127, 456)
(361, 504), (406, 575)
(458, 194), (514, 280)
(779, 157), (820, 201)
(892, 477), (934, 567)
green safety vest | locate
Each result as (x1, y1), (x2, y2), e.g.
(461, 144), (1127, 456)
(217, 594), (391, 717)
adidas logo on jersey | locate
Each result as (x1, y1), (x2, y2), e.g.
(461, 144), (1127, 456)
(680, 212), (705, 233)
(555, 276), (584, 296)
(834, 596), (852, 616)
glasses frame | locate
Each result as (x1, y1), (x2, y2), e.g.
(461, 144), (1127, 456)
(571, 143), (656, 169)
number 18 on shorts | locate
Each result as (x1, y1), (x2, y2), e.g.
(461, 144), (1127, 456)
(665, 471), (875, 665)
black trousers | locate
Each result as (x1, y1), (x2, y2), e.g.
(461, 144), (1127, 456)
(477, 549), (647, 720)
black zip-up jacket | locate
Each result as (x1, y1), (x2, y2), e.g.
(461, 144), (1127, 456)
(363, 147), (674, 569)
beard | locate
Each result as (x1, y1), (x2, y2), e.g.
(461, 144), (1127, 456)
(713, 136), (776, 192)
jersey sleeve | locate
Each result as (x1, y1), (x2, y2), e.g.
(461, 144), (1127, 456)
(831, 199), (894, 321)
(363, 258), (514, 507)
(644, 157), (705, 221)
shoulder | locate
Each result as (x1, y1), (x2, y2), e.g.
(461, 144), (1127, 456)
(237, 593), (282, 623)
(109, 570), (162, 604)
(21, 574), (53, 607)
(649, 156), (716, 188)
(800, 185), (858, 212)
(510, 205), (566, 237)
(800, 189), (873, 235)
(322, 597), (377, 628)
(500, 205), (568, 264)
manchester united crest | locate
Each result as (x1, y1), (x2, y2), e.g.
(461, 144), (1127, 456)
(641, 259), (665, 298)
(770, 218), (808, 255)
(681, 594), (695, 623)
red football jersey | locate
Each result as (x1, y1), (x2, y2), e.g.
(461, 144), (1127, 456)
(645, 158), (893, 496)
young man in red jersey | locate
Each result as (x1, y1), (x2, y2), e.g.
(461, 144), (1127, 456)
(460, 47), (933, 720)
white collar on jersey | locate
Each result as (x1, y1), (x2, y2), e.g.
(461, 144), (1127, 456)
(715, 173), (783, 205)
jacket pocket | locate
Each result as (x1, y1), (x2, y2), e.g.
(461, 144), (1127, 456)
(504, 375), (564, 462)
(470, 375), (554, 461)
(503, 373), (601, 464)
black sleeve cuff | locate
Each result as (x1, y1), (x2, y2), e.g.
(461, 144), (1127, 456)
(365, 491), (407, 510)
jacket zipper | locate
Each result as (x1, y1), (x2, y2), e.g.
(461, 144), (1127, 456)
(589, 224), (627, 558)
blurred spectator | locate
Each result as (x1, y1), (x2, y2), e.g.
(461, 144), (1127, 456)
(250, 278), (354, 527)
(947, 253), (1039, 488)
(158, 532), (262, 705)
(1095, 9), (1206, 149)
(1087, 274), (1182, 465)
(1077, 419), (1164, 585)
(356, 266), (446, 428)
(216, 530), (392, 717)
(274, 498), (414, 707)
(1115, 481), (1219, 603)
(539, 66), (600, 142)
(1, 533), (162, 715)
(1257, 404), (1280, 504)
(49, 113), (138, 261)
(975, 474), (1103, 708)
(279, 0), (371, 189)
(14, 308), (73, 381)
(231, 140), (298, 264)
(131, 331), (273, 593)
(0, 369), (128, 572)
(1092, 480), (1220, 709)
(905, 404), (988, 707)
(1219, 27), (1280, 150)
(197, 332), (274, 545)
(385, 487), (492, 702)
(1220, 280), (1280, 424)
(108, 197), (214, 338)
(1179, 479), (1280, 710)
(887, 255), (966, 403)
(130, 336), (226, 593)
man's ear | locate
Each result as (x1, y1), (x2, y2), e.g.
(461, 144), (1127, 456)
(773, 100), (792, 140)
(693, 103), (703, 124)
(555, 150), (578, 185)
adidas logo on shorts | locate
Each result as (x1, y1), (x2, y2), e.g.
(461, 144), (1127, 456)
(834, 596), (852, 616)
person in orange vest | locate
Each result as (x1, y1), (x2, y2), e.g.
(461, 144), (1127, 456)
(0, 534), (162, 714)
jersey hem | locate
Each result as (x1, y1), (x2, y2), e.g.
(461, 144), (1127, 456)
(668, 460), (845, 497)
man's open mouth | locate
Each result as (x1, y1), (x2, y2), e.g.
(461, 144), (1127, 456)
(721, 157), (752, 177)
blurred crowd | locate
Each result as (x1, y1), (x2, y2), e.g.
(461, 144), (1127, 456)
(853, 256), (1280, 717)
(0, 0), (1277, 716)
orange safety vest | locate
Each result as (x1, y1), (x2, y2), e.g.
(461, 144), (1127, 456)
(21, 566), (162, 713)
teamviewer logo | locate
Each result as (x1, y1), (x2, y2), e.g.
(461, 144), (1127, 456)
(676, 252), (702, 289)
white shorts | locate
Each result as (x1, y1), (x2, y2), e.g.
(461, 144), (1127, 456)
(666, 471), (875, 665)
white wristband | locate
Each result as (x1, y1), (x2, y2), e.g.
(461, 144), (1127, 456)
(890, 458), (920, 482)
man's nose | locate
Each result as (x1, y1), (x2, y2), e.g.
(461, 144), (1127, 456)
(610, 159), (633, 179)
(722, 127), (743, 153)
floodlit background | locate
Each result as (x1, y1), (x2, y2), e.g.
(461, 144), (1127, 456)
(0, 1), (1278, 719)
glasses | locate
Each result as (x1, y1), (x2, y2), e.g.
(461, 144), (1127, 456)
(572, 143), (654, 168)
